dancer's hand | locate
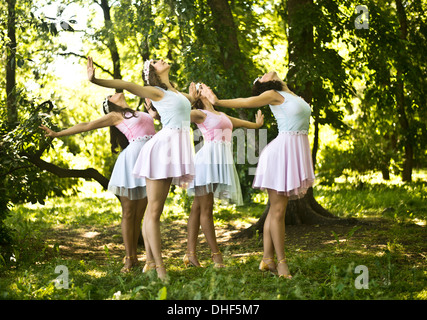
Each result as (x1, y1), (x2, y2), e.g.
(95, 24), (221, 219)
(189, 82), (201, 102)
(255, 110), (264, 128)
(87, 56), (96, 82)
(39, 125), (58, 138)
(200, 84), (218, 105)
(145, 98), (159, 120)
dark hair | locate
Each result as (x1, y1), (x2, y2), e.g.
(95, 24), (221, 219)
(192, 98), (205, 110)
(252, 80), (283, 96)
(103, 100), (138, 154)
(144, 100), (161, 121)
(190, 82), (205, 110)
(143, 64), (169, 90)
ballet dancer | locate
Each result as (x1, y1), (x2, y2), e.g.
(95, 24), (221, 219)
(87, 57), (196, 279)
(202, 72), (315, 278)
(184, 84), (264, 268)
(40, 92), (157, 273)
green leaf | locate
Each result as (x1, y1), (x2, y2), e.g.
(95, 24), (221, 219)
(157, 286), (167, 300)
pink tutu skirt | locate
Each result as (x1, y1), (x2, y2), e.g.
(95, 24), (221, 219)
(133, 127), (195, 188)
(252, 132), (315, 199)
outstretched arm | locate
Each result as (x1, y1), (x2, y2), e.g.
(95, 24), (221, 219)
(226, 110), (264, 129)
(201, 85), (283, 109)
(181, 82), (199, 104)
(40, 112), (122, 138)
(87, 57), (163, 101)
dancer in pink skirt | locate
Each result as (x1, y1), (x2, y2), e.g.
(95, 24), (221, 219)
(40, 92), (157, 273)
(87, 57), (196, 279)
(202, 72), (315, 278)
(184, 86), (264, 268)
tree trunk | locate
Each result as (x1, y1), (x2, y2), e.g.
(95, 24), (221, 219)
(6, 0), (17, 126)
(236, 188), (356, 238)
(99, 0), (122, 83)
(236, 0), (356, 238)
(206, 0), (249, 120)
(286, 0), (347, 226)
(206, 0), (244, 74)
(395, 0), (413, 182)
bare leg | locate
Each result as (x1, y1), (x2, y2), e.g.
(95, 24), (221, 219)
(263, 205), (274, 258)
(261, 205), (277, 273)
(143, 178), (172, 279)
(198, 193), (223, 266)
(266, 189), (290, 277)
(186, 195), (202, 266)
(120, 196), (137, 271)
(134, 198), (150, 261)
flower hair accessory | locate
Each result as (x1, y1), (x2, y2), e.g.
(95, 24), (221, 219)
(143, 59), (153, 85)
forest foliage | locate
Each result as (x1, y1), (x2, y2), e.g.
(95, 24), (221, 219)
(0, 0), (426, 243)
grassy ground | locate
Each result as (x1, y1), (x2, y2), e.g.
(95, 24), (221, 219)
(0, 173), (426, 300)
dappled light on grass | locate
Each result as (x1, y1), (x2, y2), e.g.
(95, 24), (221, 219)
(314, 170), (427, 225)
(7, 187), (122, 231)
(85, 269), (107, 279)
(1, 175), (426, 300)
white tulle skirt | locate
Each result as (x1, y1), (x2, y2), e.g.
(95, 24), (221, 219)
(133, 127), (195, 188)
(253, 132), (315, 199)
(188, 141), (243, 205)
(108, 136), (152, 200)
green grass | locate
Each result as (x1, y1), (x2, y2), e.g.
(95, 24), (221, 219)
(314, 172), (427, 223)
(0, 175), (426, 300)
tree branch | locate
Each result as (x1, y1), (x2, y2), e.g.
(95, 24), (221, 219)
(26, 155), (110, 190)
(56, 52), (114, 77)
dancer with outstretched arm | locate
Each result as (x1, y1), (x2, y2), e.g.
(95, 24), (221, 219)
(40, 92), (157, 273)
(202, 72), (315, 278)
(87, 57), (196, 279)
(185, 84), (264, 268)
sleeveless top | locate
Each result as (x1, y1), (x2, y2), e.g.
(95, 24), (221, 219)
(269, 91), (311, 133)
(151, 87), (191, 129)
(196, 110), (233, 143)
(115, 111), (155, 142)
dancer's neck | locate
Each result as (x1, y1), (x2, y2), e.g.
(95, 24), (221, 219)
(158, 73), (175, 91)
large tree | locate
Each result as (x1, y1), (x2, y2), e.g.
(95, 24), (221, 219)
(3, 0), (425, 244)
(0, 0), (123, 242)
(5, 0), (17, 126)
(238, 0), (358, 237)
(336, 0), (427, 182)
